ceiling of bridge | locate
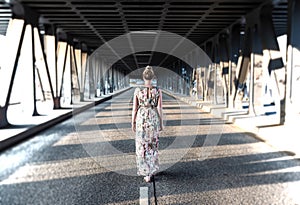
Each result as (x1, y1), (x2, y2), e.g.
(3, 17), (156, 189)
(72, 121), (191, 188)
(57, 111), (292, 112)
(0, 0), (287, 71)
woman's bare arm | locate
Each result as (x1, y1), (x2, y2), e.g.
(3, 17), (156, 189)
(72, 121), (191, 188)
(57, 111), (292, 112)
(132, 91), (139, 132)
(157, 89), (163, 130)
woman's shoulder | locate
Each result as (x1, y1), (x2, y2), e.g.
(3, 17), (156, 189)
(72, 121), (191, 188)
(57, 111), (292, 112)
(136, 85), (161, 92)
(134, 87), (141, 94)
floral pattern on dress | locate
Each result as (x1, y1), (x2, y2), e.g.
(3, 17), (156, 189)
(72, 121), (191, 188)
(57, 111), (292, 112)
(134, 86), (160, 176)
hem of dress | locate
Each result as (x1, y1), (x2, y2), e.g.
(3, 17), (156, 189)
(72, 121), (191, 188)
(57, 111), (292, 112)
(137, 170), (159, 177)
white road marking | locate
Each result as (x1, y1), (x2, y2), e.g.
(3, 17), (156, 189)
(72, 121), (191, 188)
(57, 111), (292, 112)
(140, 186), (149, 205)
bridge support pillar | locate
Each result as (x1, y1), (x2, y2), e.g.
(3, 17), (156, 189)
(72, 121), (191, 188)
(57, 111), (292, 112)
(0, 106), (10, 128)
(111, 67), (114, 93)
(0, 3), (27, 128)
(286, 0), (300, 124)
(228, 24), (241, 109)
(219, 32), (230, 107)
(53, 97), (61, 109)
(258, 4), (285, 124)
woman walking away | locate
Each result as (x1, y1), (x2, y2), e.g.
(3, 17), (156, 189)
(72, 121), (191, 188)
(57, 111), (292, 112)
(131, 66), (163, 183)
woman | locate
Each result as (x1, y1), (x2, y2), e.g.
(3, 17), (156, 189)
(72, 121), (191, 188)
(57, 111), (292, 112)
(131, 66), (163, 183)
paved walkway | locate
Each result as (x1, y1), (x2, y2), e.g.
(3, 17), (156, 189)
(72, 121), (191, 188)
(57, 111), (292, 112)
(165, 90), (300, 159)
(1, 88), (300, 204)
(0, 88), (130, 151)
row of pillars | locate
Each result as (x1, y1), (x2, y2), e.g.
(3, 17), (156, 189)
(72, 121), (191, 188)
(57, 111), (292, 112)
(0, 2), (128, 128)
(188, 1), (300, 126)
(158, 1), (300, 127)
(158, 60), (192, 96)
(86, 58), (129, 99)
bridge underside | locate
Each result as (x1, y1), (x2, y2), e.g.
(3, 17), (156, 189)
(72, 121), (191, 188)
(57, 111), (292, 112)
(0, 0), (299, 137)
(1, 2), (300, 204)
(0, 0), (288, 70)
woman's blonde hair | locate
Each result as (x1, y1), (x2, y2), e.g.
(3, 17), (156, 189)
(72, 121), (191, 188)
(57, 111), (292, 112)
(143, 65), (155, 80)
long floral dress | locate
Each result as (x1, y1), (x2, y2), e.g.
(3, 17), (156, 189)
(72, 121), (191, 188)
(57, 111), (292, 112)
(134, 86), (160, 176)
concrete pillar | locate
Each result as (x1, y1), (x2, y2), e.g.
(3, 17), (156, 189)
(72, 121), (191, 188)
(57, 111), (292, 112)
(0, 3), (29, 127)
(172, 62), (176, 92)
(108, 67), (112, 93)
(94, 59), (100, 97)
(286, 0), (300, 123)
(60, 39), (72, 105)
(180, 61), (185, 95)
(44, 24), (61, 107)
(120, 69), (124, 89)
(80, 44), (87, 101)
(16, 3), (41, 115)
(237, 27), (251, 88)
(124, 70), (129, 87)
(204, 41), (213, 101)
(0, 23), (26, 127)
(107, 66), (111, 93)
(228, 24), (241, 109)
(100, 61), (104, 95)
(111, 66), (114, 92)
(115, 67), (118, 91)
(31, 22), (39, 115)
(73, 43), (82, 100)
(176, 68), (180, 94)
(69, 42), (80, 103)
(118, 68), (121, 90)
(219, 32), (230, 106)
(248, 27), (255, 115)
(118, 69), (121, 90)
(235, 25), (252, 109)
(103, 65), (107, 95)
(251, 25), (264, 115)
(88, 56), (95, 99)
(213, 43), (220, 104)
(258, 4), (285, 124)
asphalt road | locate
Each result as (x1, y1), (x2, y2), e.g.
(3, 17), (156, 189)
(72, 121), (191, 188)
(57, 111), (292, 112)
(1, 89), (300, 205)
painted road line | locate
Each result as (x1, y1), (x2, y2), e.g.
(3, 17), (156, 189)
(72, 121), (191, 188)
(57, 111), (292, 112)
(140, 186), (149, 205)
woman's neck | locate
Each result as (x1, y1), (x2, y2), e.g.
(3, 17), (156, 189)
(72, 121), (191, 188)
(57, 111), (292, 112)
(144, 80), (152, 87)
